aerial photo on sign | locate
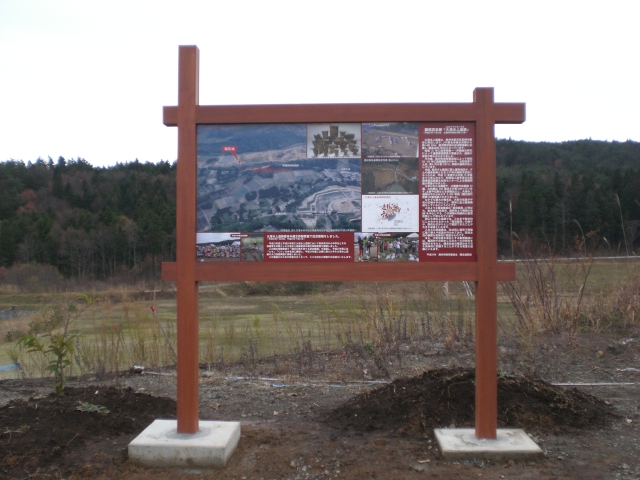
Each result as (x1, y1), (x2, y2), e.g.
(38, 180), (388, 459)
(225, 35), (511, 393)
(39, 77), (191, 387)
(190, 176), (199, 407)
(197, 124), (361, 233)
(361, 122), (419, 157)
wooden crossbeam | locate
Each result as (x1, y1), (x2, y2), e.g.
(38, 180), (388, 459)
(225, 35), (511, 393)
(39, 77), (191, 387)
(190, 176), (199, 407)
(161, 261), (516, 282)
(163, 102), (525, 126)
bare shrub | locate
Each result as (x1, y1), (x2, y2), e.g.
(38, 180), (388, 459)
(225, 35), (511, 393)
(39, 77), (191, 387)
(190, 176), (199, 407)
(501, 238), (639, 334)
(579, 270), (640, 331)
(0, 263), (64, 293)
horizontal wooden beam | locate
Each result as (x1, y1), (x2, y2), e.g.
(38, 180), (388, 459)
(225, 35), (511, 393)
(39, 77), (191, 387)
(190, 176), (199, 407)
(163, 102), (525, 126)
(494, 103), (526, 124)
(161, 261), (516, 283)
(163, 106), (177, 126)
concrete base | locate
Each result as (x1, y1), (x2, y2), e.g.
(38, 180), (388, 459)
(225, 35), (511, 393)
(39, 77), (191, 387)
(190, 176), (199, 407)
(434, 428), (543, 461)
(128, 420), (241, 467)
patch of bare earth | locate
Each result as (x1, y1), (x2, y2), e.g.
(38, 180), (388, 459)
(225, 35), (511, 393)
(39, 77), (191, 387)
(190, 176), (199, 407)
(1, 332), (639, 479)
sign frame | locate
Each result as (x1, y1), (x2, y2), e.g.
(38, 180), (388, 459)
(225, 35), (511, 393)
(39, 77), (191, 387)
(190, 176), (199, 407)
(161, 46), (525, 438)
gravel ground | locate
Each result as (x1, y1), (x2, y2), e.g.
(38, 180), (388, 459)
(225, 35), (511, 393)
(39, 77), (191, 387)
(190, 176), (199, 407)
(1, 332), (639, 479)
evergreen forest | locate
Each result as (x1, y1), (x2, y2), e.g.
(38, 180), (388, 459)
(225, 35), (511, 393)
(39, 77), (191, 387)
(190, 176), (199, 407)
(0, 138), (638, 282)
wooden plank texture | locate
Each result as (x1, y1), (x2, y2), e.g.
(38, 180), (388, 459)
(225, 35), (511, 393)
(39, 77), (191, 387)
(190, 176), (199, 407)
(163, 102), (524, 126)
(175, 45), (200, 434)
(474, 87), (499, 439)
(161, 261), (516, 282)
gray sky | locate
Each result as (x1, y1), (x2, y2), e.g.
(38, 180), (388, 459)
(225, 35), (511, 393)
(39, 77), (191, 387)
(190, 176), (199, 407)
(1, 0), (638, 167)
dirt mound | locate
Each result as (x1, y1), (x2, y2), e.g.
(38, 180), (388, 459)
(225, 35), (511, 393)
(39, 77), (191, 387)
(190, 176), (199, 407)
(0, 386), (175, 478)
(329, 368), (614, 435)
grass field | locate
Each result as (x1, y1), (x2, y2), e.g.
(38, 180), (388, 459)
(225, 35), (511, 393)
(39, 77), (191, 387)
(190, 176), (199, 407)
(1, 258), (638, 380)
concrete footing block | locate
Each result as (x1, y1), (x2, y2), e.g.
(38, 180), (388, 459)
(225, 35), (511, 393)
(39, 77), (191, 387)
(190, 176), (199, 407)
(128, 420), (241, 467)
(434, 428), (543, 461)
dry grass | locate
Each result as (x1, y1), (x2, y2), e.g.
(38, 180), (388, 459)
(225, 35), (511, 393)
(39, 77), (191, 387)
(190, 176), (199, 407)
(1, 257), (639, 380)
(500, 243), (639, 336)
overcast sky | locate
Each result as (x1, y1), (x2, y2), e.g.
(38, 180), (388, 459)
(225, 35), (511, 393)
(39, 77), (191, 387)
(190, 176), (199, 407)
(1, 0), (638, 167)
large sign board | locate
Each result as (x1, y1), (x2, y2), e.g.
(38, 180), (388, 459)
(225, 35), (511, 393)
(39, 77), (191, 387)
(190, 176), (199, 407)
(196, 122), (475, 264)
(161, 45), (525, 439)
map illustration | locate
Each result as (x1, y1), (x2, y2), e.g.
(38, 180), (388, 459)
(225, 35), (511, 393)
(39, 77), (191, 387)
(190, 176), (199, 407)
(361, 195), (419, 232)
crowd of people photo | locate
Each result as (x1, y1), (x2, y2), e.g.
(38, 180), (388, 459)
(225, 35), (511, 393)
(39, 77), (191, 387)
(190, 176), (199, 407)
(355, 234), (419, 262)
(196, 242), (240, 260)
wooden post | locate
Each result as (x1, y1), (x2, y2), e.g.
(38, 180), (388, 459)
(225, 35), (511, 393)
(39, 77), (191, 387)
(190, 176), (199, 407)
(175, 45), (200, 434)
(474, 87), (498, 439)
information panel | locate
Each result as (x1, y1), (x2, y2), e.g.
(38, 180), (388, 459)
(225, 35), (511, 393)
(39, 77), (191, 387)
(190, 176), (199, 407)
(264, 232), (353, 262)
(419, 123), (476, 261)
(196, 122), (475, 263)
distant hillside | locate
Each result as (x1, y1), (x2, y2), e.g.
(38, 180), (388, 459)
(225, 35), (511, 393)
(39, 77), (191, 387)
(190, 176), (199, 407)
(0, 157), (176, 281)
(0, 139), (638, 281)
(495, 139), (640, 256)
(497, 138), (640, 172)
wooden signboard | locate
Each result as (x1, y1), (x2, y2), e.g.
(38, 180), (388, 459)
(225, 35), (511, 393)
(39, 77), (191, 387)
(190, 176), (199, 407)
(161, 46), (525, 438)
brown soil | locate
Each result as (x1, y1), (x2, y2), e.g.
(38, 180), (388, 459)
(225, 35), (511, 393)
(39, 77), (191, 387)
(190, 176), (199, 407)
(0, 387), (175, 478)
(329, 368), (614, 436)
(1, 332), (639, 479)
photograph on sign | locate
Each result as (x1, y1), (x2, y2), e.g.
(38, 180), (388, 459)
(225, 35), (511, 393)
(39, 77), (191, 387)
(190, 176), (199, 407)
(197, 124), (361, 234)
(241, 233), (264, 262)
(307, 123), (361, 159)
(361, 157), (419, 195)
(196, 122), (476, 263)
(353, 232), (373, 262)
(354, 232), (419, 262)
(361, 122), (419, 158)
(196, 232), (241, 262)
(379, 233), (420, 262)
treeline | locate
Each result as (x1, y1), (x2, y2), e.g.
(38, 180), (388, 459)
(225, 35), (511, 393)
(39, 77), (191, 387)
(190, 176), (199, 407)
(0, 157), (176, 281)
(496, 139), (640, 256)
(0, 139), (638, 282)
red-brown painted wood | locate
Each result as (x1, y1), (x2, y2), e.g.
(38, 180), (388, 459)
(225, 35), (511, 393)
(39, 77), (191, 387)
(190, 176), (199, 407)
(175, 45), (200, 434)
(474, 88), (499, 439)
(163, 46), (525, 441)
(163, 102), (524, 126)
(161, 261), (516, 283)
